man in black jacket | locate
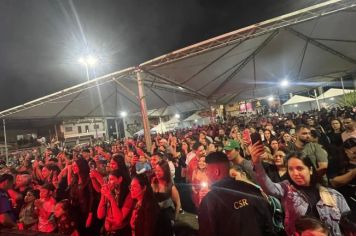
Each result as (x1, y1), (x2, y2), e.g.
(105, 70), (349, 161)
(198, 152), (276, 236)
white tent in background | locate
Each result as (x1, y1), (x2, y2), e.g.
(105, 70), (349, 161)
(184, 113), (202, 122)
(282, 95), (317, 113)
(151, 122), (167, 134)
(317, 88), (355, 108)
(183, 113), (211, 127)
(317, 88), (354, 99)
(134, 129), (144, 136)
(164, 117), (181, 131)
(283, 95), (316, 105)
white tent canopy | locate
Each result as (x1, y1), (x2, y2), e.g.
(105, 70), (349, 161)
(317, 88), (355, 99)
(283, 95), (316, 105)
(184, 113), (203, 122)
(150, 122), (167, 133)
(1, 0), (356, 120)
(164, 117), (181, 131)
(282, 95), (318, 113)
(183, 112), (211, 127)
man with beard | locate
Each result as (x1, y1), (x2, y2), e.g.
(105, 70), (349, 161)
(286, 124), (328, 185)
(214, 128), (228, 142)
(341, 114), (356, 142)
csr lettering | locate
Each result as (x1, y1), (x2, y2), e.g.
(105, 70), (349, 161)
(234, 199), (249, 210)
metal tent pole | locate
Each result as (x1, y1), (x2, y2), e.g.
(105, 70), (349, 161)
(114, 119), (119, 139)
(54, 124), (58, 141)
(3, 119), (8, 165)
(314, 89), (320, 111)
(340, 77), (346, 101)
(136, 69), (152, 151)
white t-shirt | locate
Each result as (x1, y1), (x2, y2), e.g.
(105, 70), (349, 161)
(168, 160), (175, 180)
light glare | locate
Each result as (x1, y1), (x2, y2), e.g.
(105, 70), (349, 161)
(281, 79), (289, 87)
(87, 55), (98, 66)
(78, 55), (98, 66)
(120, 111), (127, 117)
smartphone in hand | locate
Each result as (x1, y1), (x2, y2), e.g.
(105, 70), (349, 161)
(250, 132), (262, 145)
(242, 129), (251, 145)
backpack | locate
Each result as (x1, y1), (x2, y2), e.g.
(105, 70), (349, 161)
(267, 195), (285, 232)
(257, 186), (285, 233)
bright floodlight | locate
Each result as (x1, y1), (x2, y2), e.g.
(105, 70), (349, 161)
(120, 111), (127, 117)
(281, 79), (289, 87)
(86, 55), (98, 66)
(78, 57), (85, 64)
(194, 119), (198, 123)
(330, 97), (335, 101)
(78, 55), (98, 66)
(178, 86), (184, 90)
(268, 96), (274, 102)
(294, 104), (298, 107)
(175, 114), (180, 119)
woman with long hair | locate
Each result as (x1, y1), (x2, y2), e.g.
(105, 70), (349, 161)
(191, 156), (208, 208)
(269, 139), (279, 156)
(263, 149), (288, 183)
(251, 145), (350, 236)
(41, 164), (60, 185)
(327, 118), (344, 146)
(90, 153), (130, 193)
(97, 169), (133, 236)
(279, 132), (293, 149)
(130, 174), (160, 236)
(263, 129), (274, 146)
(68, 158), (96, 236)
(151, 159), (181, 236)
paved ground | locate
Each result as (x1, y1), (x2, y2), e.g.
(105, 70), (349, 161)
(175, 211), (199, 236)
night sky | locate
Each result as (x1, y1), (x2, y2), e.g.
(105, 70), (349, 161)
(0, 0), (322, 111)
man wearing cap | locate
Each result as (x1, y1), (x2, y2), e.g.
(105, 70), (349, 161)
(224, 139), (242, 165)
(198, 152), (275, 236)
(0, 174), (16, 228)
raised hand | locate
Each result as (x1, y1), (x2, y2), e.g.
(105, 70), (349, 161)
(249, 141), (265, 165)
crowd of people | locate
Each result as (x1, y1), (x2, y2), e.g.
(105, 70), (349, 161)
(0, 107), (355, 236)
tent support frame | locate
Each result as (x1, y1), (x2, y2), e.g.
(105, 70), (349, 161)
(141, 69), (208, 99)
(180, 39), (248, 85)
(208, 30), (279, 98)
(137, 70), (152, 151)
(140, 0), (355, 68)
(285, 27), (356, 65)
